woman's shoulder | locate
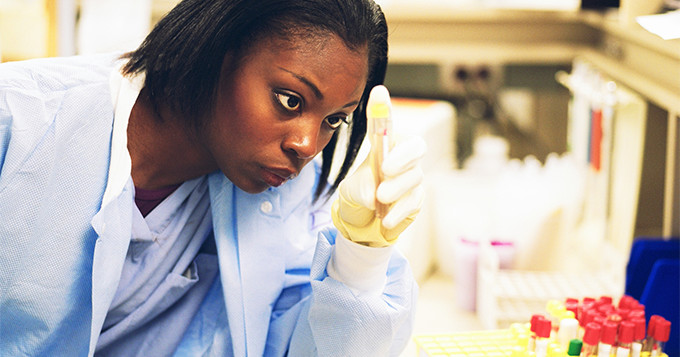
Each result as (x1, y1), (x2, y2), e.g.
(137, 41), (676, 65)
(0, 53), (121, 95)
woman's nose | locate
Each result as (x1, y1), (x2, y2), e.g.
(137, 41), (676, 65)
(283, 120), (320, 160)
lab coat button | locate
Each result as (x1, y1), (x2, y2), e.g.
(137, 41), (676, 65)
(260, 201), (273, 213)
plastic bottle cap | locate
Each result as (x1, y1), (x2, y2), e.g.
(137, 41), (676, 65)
(601, 321), (618, 345)
(618, 321), (635, 344)
(654, 318), (671, 342)
(567, 339), (583, 356)
(631, 318), (646, 340)
(583, 322), (602, 345)
(536, 318), (552, 339)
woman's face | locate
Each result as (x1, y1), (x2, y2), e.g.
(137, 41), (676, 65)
(201, 33), (369, 194)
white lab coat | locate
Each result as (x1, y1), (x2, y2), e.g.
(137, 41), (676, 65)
(0, 54), (417, 356)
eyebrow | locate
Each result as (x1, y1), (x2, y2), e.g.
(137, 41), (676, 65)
(279, 67), (324, 100)
(278, 67), (362, 110)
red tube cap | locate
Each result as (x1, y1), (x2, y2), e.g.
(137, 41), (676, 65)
(566, 301), (579, 317)
(536, 318), (552, 339)
(618, 321), (635, 344)
(654, 318), (671, 342)
(599, 296), (613, 305)
(617, 308), (630, 320)
(618, 295), (636, 309)
(628, 309), (645, 320)
(583, 322), (602, 345)
(648, 315), (663, 337)
(601, 321), (618, 345)
(531, 314), (544, 333)
(631, 318), (646, 341)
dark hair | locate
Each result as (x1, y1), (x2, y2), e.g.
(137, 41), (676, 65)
(121, 0), (388, 201)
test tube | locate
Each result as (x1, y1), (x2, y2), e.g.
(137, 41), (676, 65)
(651, 318), (670, 357)
(528, 314), (545, 352)
(599, 321), (618, 357)
(616, 321), (635, 357)
(581, 322), (601, 357)
(630, 317), (646, 357)
(643, 315), (662, 352)
(534, 318), (552, 357)
(366, 85), (392, 219)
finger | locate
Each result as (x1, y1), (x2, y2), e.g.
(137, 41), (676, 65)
(382, 185), (424, 229)
(382, 136), (426, 177)
(376, 166), (423, 204)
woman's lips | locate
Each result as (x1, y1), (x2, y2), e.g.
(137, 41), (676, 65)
(261, 167), (296, 187)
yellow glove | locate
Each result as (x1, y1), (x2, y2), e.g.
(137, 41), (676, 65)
(332, 135), (426, 247)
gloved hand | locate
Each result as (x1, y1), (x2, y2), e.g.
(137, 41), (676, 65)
(331, 135), (426, 247)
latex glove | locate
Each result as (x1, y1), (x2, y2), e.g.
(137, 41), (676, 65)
(331, 135), (426, 247)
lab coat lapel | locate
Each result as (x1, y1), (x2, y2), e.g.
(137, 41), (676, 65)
(235, 187), (286, 356)
(209, 172), (286, 357)
(208, 173), (247, 356)
(88, 66), (137, 356)
(88, 183), (134, 356)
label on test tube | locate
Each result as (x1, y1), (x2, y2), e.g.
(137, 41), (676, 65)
(366, 85), (393, 219)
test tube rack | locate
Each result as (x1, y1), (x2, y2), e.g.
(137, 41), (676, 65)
(476, 239), (625, 330)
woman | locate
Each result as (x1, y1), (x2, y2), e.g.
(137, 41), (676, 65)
(0, 0), (425, 355)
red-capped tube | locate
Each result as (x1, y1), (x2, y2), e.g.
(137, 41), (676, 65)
(599, 321), (618, 357)
(617, 308), (630, 320)
(566, 301), (580, 320)
(616, 321), (635, 357)
(536, 318), (552, 339)
(630, 318), (646, 357)
(608, 313), (623, 324)
(528, 314), (544, 352)
(632, 318), (646, 341)
(643, 315), (663, 352)
(628, 309), (645, 321)
(535, 318), (552, 357)
(598, 296), (613, 306)
(566, 297), (580, 305)
(652, 318), (671, 356)
(598, 303), (614, 315)
(618, 295), (636, 309)
(582, 322), (601, 357)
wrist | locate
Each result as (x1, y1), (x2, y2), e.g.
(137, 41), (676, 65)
(327, 232), (393, 297)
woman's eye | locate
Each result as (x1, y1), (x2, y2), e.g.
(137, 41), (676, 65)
(325, 115), (348, 130)
(275, 92), (302, 112)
